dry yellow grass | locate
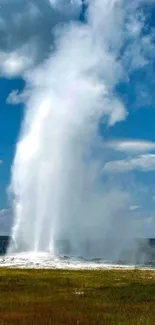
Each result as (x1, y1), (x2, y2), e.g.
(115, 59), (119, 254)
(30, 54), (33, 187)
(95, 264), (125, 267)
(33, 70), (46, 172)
(0, 268), (155, 324)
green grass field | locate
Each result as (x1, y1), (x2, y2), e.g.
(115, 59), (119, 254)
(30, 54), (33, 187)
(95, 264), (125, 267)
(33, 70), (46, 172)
(0, 268), (155, 324)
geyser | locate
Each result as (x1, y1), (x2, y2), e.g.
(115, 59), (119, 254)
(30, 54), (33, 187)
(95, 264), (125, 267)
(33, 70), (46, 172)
(8, 0), (152, 261)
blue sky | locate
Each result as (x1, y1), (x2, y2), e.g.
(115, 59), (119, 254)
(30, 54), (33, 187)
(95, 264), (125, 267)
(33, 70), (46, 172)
(1, 0), (155, 237)
(0, 78), (24, 209)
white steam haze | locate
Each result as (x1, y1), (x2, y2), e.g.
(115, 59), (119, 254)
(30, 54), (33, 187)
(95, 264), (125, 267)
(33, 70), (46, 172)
(7, 0), (155, 261)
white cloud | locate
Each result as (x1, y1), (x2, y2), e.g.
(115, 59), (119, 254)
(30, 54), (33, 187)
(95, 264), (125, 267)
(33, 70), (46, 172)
(49, 0), (81, 12)
(103, 154), (155, 173)
(106, 140), (155, 154)
(129, 205), (140, 211)
(0, 49), (34, 77)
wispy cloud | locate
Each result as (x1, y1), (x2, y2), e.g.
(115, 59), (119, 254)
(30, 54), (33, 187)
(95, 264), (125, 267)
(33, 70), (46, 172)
(105, 140), (155, 154)
(129, 205), (140, 211)
(7, 89), (28, 105)
(103, 154), (155, 173)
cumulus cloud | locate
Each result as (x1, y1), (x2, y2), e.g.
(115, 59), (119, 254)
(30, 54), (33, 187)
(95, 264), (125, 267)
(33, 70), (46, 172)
(0, 50), (33, 80)
(105, 140), (155, 154)
(0, 47), (35, 77)
(103, 154), (155, 173)
(0, 0), (81, 77)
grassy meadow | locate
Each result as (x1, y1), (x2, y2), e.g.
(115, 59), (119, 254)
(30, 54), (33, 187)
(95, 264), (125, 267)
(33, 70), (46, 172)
(0, 268), (155, 324)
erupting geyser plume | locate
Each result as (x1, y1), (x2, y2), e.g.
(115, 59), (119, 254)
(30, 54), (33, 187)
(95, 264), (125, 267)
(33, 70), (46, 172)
(8, 0), (154, 260)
